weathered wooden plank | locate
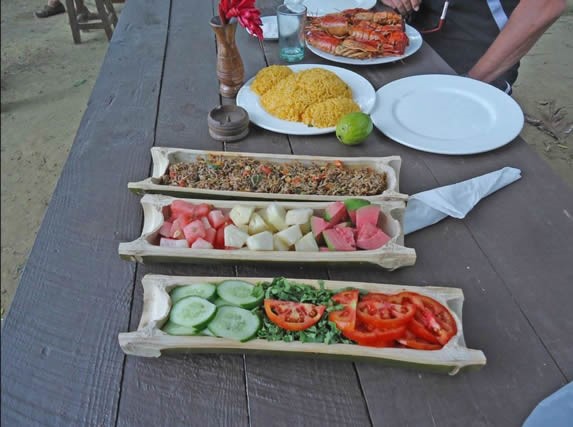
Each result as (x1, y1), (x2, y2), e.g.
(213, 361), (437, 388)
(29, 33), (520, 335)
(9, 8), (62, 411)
(116, 264), (249, 427)
(423, 139), (573, 377)
(152, 0), (221, 151)
(115, 1), (249, 426)
(0, 1), (170, 426)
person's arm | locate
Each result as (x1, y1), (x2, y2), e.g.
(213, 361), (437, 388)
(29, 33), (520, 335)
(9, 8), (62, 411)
(467, 0), (566, 83)
(379, 0), (422, 15)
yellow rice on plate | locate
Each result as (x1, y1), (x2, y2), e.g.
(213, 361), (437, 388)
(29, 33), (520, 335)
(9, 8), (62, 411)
(252, 66), (360, 128)
(251, 65), (294, 96)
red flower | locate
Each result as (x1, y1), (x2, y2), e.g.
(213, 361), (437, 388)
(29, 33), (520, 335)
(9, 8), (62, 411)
(219, 0), (263, 40)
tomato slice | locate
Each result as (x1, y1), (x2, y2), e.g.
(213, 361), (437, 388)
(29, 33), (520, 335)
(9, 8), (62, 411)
(264, 299), (326, 331)
(398, 292), (458, 345)
(329, 290), (359, 331)
(356, 295), (416, 329)
(397, 330), (443, 351)
(341, 320), (406, 347)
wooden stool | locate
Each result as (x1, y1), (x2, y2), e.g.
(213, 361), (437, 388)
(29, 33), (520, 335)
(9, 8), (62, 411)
(65, 0), (118, 44)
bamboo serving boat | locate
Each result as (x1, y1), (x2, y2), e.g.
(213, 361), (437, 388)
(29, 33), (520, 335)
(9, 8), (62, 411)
(127, 147), (406, 201)
(117, 194), (416, 269)
(118, 275), (487, 375)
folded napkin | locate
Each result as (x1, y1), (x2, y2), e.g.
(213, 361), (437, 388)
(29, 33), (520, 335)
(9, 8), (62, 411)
(404, 167), (522, 235)
(523, 382), (573, 427)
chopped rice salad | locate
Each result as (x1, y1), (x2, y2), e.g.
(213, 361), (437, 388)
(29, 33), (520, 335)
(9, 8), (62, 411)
(161, 155), (388, 196)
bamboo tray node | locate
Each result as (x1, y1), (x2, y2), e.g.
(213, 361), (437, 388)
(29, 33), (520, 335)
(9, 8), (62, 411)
(118, 194), (416, 269)
(127, 147), (406, 201)
(118, 275), (487, 375)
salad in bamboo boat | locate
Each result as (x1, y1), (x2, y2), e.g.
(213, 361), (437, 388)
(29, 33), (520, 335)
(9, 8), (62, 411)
(118, 194), (416, 269)
(118, 275), (486, 375)
(127, 147), (405, 201)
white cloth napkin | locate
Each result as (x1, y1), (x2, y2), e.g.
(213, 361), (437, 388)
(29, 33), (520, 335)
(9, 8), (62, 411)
(404, 167), (522, 235)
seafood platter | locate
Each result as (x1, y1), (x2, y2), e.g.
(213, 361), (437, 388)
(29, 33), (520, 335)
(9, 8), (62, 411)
(305, 8), (423, 64)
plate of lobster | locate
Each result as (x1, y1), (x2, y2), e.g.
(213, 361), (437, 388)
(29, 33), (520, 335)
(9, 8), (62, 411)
(305, 8), (423, 65)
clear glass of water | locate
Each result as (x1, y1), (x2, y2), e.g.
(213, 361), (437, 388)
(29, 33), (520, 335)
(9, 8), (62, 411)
(277, 4), (307, 63)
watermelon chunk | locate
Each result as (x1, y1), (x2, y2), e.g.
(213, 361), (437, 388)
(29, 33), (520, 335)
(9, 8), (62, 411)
(183, 220), (206, 245)
(191, 238), (214, 249)
(323, 228), (356, 251)
(334, 221), (352, 229)
(201, 216), (212, 230)
(356, 223), (391, 250)
(323, 201), (347, 225)
(159, 221), (173, 238)
(195, 203), (212, 217)
(160, 238), (189, 248)
(207, 210), (226, 229)
(204, 227), (217, 245)
(170, 217), (186, 239)
(170, 200), (196, 219)
(344, 199), (371, 225)
(355, 205), (380, 229)
(310, 216), (330, 239)
(214, 226), (226, 249)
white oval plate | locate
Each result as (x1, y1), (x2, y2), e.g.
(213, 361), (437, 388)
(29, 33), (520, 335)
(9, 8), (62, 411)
(236, 64), (376, 135)
(303, 0), (377, 17)
(307, 24), (423, 65)
(370, 74), (524, 155)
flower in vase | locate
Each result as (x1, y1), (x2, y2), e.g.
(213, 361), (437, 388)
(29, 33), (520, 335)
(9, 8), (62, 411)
(218, 0), (263, 40)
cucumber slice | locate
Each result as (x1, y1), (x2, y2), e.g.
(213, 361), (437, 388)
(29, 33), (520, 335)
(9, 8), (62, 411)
(169, 296), (217, 329)
(200, 328), (215, 337)
(207, 306), (261, 342)
(216, 280), (264, 309)
(214, 297), (234, 307)
(162, 321), (201, 336)
(170, 283), (217, 303)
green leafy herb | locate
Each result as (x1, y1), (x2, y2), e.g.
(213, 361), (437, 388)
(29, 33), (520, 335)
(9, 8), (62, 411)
(256, 277), (353, 345)
(250, 173), (262, 186)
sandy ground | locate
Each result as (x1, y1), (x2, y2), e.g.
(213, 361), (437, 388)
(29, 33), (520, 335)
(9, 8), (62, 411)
(1, 1), (571, 318)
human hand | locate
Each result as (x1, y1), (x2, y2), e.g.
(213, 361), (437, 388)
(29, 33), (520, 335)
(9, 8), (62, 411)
(379, 0), (422, 15)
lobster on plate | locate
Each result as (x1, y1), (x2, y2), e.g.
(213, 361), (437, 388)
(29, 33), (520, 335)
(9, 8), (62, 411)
(305, 8), (410, 59)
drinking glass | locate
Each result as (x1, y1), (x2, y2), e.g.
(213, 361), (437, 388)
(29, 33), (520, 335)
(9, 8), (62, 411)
(277, 3), (307, 63)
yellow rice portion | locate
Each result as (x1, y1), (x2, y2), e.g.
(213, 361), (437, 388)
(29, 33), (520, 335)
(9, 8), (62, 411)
(253, 67), (359, 128)
(302, 97), (361, 128)
(250, 65), (294, 96)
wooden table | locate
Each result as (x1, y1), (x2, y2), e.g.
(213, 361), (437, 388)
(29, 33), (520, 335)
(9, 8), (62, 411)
(2, 1), (572, 425)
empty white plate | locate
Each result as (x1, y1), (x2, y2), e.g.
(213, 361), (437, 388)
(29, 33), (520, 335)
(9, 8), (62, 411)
(370, 74), (524, 155)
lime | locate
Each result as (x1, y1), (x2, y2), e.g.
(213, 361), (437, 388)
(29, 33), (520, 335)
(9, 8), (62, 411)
(336, 112), (373, 145)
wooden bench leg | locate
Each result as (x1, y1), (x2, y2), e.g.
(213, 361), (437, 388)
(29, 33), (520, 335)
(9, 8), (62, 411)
(104, 0), (119, 27)
(65, 0), (82, 44)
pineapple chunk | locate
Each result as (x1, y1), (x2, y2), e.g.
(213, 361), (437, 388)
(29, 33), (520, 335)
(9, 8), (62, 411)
(295, 232), (319, 252)
(285, 208), (313, 226)
(246, 231), (274, 251)
(248, 212), (270, 235)
(266, 203), (288, 231)
(224, 225), (249, 248)
(273, 234), (290, 251)
(276, 225), (303, 247)
(229, 205), (255, 226)
(257, 209), (278, 232)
